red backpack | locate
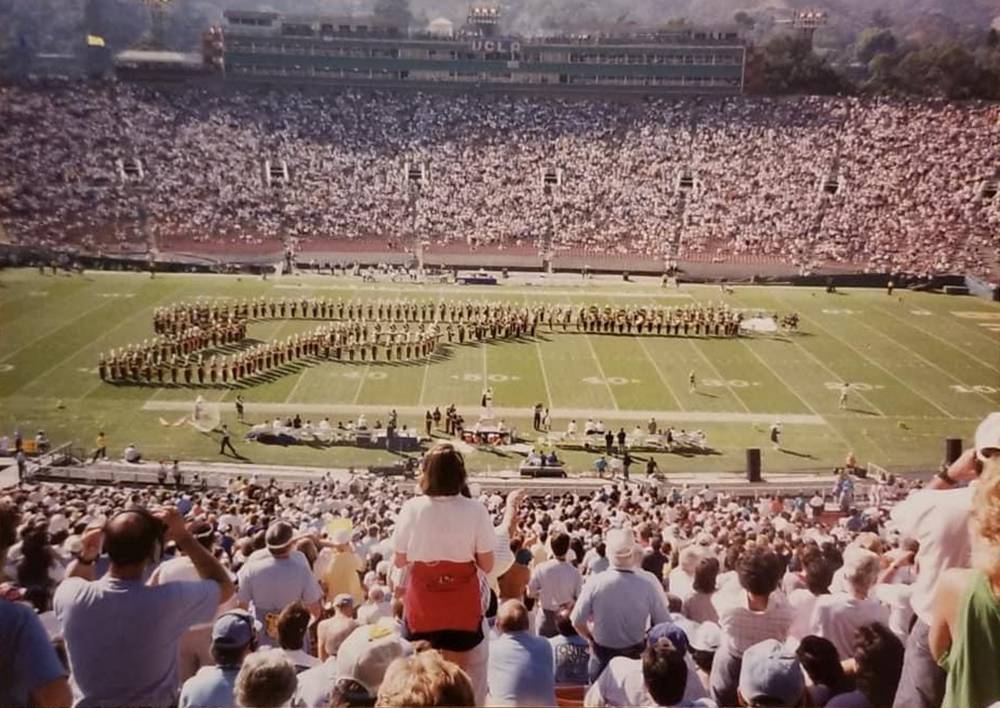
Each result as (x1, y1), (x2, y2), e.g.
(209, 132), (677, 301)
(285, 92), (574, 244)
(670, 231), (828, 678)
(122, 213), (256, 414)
(404, 560), (482, 634)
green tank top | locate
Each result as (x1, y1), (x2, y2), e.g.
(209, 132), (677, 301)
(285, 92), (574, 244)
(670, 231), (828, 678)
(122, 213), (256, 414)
(939, 571), (1000, 708)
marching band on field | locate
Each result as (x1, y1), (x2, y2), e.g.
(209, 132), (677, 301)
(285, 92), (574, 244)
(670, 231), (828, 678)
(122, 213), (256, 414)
(100, 297), (760, 386)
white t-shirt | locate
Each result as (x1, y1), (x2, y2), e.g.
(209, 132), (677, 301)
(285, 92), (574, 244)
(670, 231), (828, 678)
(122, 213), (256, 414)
(808, 593), (889, 659)
(528, 559), (583, 612)
(583, 655), (710, 707)
(392, 495), (495, 563)
(786, 588), (821, 641)
(889, 484), (975, 624)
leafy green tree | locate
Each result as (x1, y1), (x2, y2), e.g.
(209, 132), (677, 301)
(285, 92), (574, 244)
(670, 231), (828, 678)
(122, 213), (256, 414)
(748, 35), (849, 95)
(855, 28), (898, 64)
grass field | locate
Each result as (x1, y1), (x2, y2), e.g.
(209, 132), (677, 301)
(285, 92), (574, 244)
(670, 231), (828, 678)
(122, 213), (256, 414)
(1, 269), (997, 476)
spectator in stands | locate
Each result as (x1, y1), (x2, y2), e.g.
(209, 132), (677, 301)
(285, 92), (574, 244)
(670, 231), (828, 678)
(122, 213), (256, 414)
(795, 635), (851, 706)
(929, 428), (1000, 708)
(378, 649), (476, 707)
(736, 639), (805, 707)
(318, 593), (359, 661)
(150, 520), (235, 681)
(667, 545), (703, 601)
(275, 601), (320, 671)
(809, 547), (888, 659)
(498, 545), (532, 603)
(827, 622), (904, 708)
(571, 528), (671, 681)
(550, 607), (590, 687)
(585, 624), (709, 708)
(641, 537), (669, 586)
(0, 499), (18, 582)
(487, 599), (556, 706)
(356, 586), (392, 626)
(234, 651), (298, 708)
(392, 443), (495, 705)
(689, 621), (720, 694)
(710, 546), (794, 706)
(178, 610), (259, 708)
(787, 555), (834, 641)
(54, 507), (233, 707)
(682, 557), (720, 623)
(13, 518), (63, 612)
(321, 528), (365, 606)
(237, 520), (322, 648)
(0, 596), (72, 707)
(890, 431), (992, 708)
(528, 531), (582, 638)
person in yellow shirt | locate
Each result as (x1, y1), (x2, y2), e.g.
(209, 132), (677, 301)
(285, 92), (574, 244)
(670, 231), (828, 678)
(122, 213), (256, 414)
(321, 528), (365, 606)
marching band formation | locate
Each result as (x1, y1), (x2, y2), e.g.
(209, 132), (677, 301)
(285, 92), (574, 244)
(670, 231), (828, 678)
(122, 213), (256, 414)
(100, 297), (779, 386)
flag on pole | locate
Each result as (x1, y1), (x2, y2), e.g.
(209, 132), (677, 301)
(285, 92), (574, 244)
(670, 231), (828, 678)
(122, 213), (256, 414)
(86, 34), (105, 47)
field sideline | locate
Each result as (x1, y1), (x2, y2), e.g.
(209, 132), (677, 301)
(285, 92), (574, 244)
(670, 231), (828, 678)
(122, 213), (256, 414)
(1, 269), (997, 476)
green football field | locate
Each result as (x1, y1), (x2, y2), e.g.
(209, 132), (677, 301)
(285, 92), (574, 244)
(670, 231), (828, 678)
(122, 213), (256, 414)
(1, 269), (997, 476)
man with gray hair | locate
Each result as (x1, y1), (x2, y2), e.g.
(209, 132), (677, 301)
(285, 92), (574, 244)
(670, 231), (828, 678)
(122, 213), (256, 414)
(808, 546), (888, 659)
(570, 528), (670, 682)
(487, 600), (557, 706)
(234, 651), (298, 708)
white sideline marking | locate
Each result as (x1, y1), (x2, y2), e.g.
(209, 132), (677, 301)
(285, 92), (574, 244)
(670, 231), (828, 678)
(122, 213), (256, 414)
(687, 339), (752, 413)
(141, 400), (827, 425)
(271, 284), (695, 299)
(871, 303), (1000, 374)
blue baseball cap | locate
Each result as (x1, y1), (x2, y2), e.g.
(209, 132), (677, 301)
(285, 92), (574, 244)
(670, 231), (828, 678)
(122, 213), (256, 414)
(647, 621), (689, 656)
(212, 611), (260, 650)
(738, 639), (805, 707)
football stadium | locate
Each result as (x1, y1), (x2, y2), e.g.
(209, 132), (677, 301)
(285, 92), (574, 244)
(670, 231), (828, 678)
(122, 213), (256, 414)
(2, 1), (1000, 707)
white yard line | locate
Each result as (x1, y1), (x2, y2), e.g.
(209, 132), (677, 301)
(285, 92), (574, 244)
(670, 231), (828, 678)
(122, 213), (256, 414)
(739, 339), (854, 450)
(284, 367), (310, 404)
(0, 298), (113, 363)
(870, 302), (1000, 374)
(350, 364), (371, 405)
(786, 308), (958, 419)
(635, 337), (685, 411)
(584, 335), (620, 410)
(28, 287), (183, 395)
(768, 337), (886, 417)
(686, 339), (752, 413)
(535, 341), (556, 408)
(143, 400), (826, 424)
(845, 312), (997, 409)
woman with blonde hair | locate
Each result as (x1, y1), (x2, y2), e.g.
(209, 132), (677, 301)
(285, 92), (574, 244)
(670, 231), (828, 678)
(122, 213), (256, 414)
(930, 441), (1000, 708)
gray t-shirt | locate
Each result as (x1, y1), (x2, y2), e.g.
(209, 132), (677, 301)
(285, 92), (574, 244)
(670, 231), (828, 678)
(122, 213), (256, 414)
(178, 665), (241, 708)
(54, 575), (220, 707)
(571, 568), (670, 649)
(0, 598), (68, 707)
(237, 552), (322, 645)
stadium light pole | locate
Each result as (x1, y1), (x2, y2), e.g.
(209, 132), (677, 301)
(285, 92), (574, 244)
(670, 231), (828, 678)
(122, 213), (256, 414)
(402, 160), (430, 277)
(540, 166), (562, 274)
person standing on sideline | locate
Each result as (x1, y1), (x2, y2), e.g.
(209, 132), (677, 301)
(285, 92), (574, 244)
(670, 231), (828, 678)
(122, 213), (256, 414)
(92, 431), (107, 463)
(622, 451), (633, 482)
(235, 395), (245, 423)
(15, 448), (27, 482)
(219, 425), (238, 457)
(689, 370), (697, 393)
(533, 403), (543, 431)
(173, 460), (183, 488)
(839, 383), (851, 410)
(770, 422), (782, 451)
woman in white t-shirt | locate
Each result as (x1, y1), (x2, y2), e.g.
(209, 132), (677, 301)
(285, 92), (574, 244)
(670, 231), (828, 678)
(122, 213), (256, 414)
(392, 444), (495, 705)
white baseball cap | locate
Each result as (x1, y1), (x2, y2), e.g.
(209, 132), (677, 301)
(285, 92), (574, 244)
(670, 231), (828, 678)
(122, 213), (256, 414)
(975, 412), (1000, 462)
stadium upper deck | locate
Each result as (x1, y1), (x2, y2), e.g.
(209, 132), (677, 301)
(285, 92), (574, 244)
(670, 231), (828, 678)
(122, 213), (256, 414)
(216, 10), (746, 94)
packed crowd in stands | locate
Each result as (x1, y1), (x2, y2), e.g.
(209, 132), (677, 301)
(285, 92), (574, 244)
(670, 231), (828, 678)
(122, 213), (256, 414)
(1, 412), (998, 707)
(1, 85), (998, 279)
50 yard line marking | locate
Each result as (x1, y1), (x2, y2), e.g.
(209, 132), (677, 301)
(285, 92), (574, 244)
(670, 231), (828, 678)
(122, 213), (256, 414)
(584, 334), (620, 410)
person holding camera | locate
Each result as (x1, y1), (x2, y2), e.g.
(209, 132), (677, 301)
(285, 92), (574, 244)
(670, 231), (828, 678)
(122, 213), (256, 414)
(54, 507), (234, 707)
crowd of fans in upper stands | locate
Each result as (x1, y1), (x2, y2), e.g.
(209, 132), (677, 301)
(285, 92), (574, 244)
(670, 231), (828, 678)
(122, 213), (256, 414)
(1, 412), (998, 707)
(1, 84), (998, 278)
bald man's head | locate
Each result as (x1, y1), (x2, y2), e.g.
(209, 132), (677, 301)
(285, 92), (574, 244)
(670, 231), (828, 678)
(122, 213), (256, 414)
(496, 599), (530, 634)
(104, 508), (163, 567)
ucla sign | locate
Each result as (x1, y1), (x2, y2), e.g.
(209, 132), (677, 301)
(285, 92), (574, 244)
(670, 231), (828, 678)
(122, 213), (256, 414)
(471, 39), (521, 53)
